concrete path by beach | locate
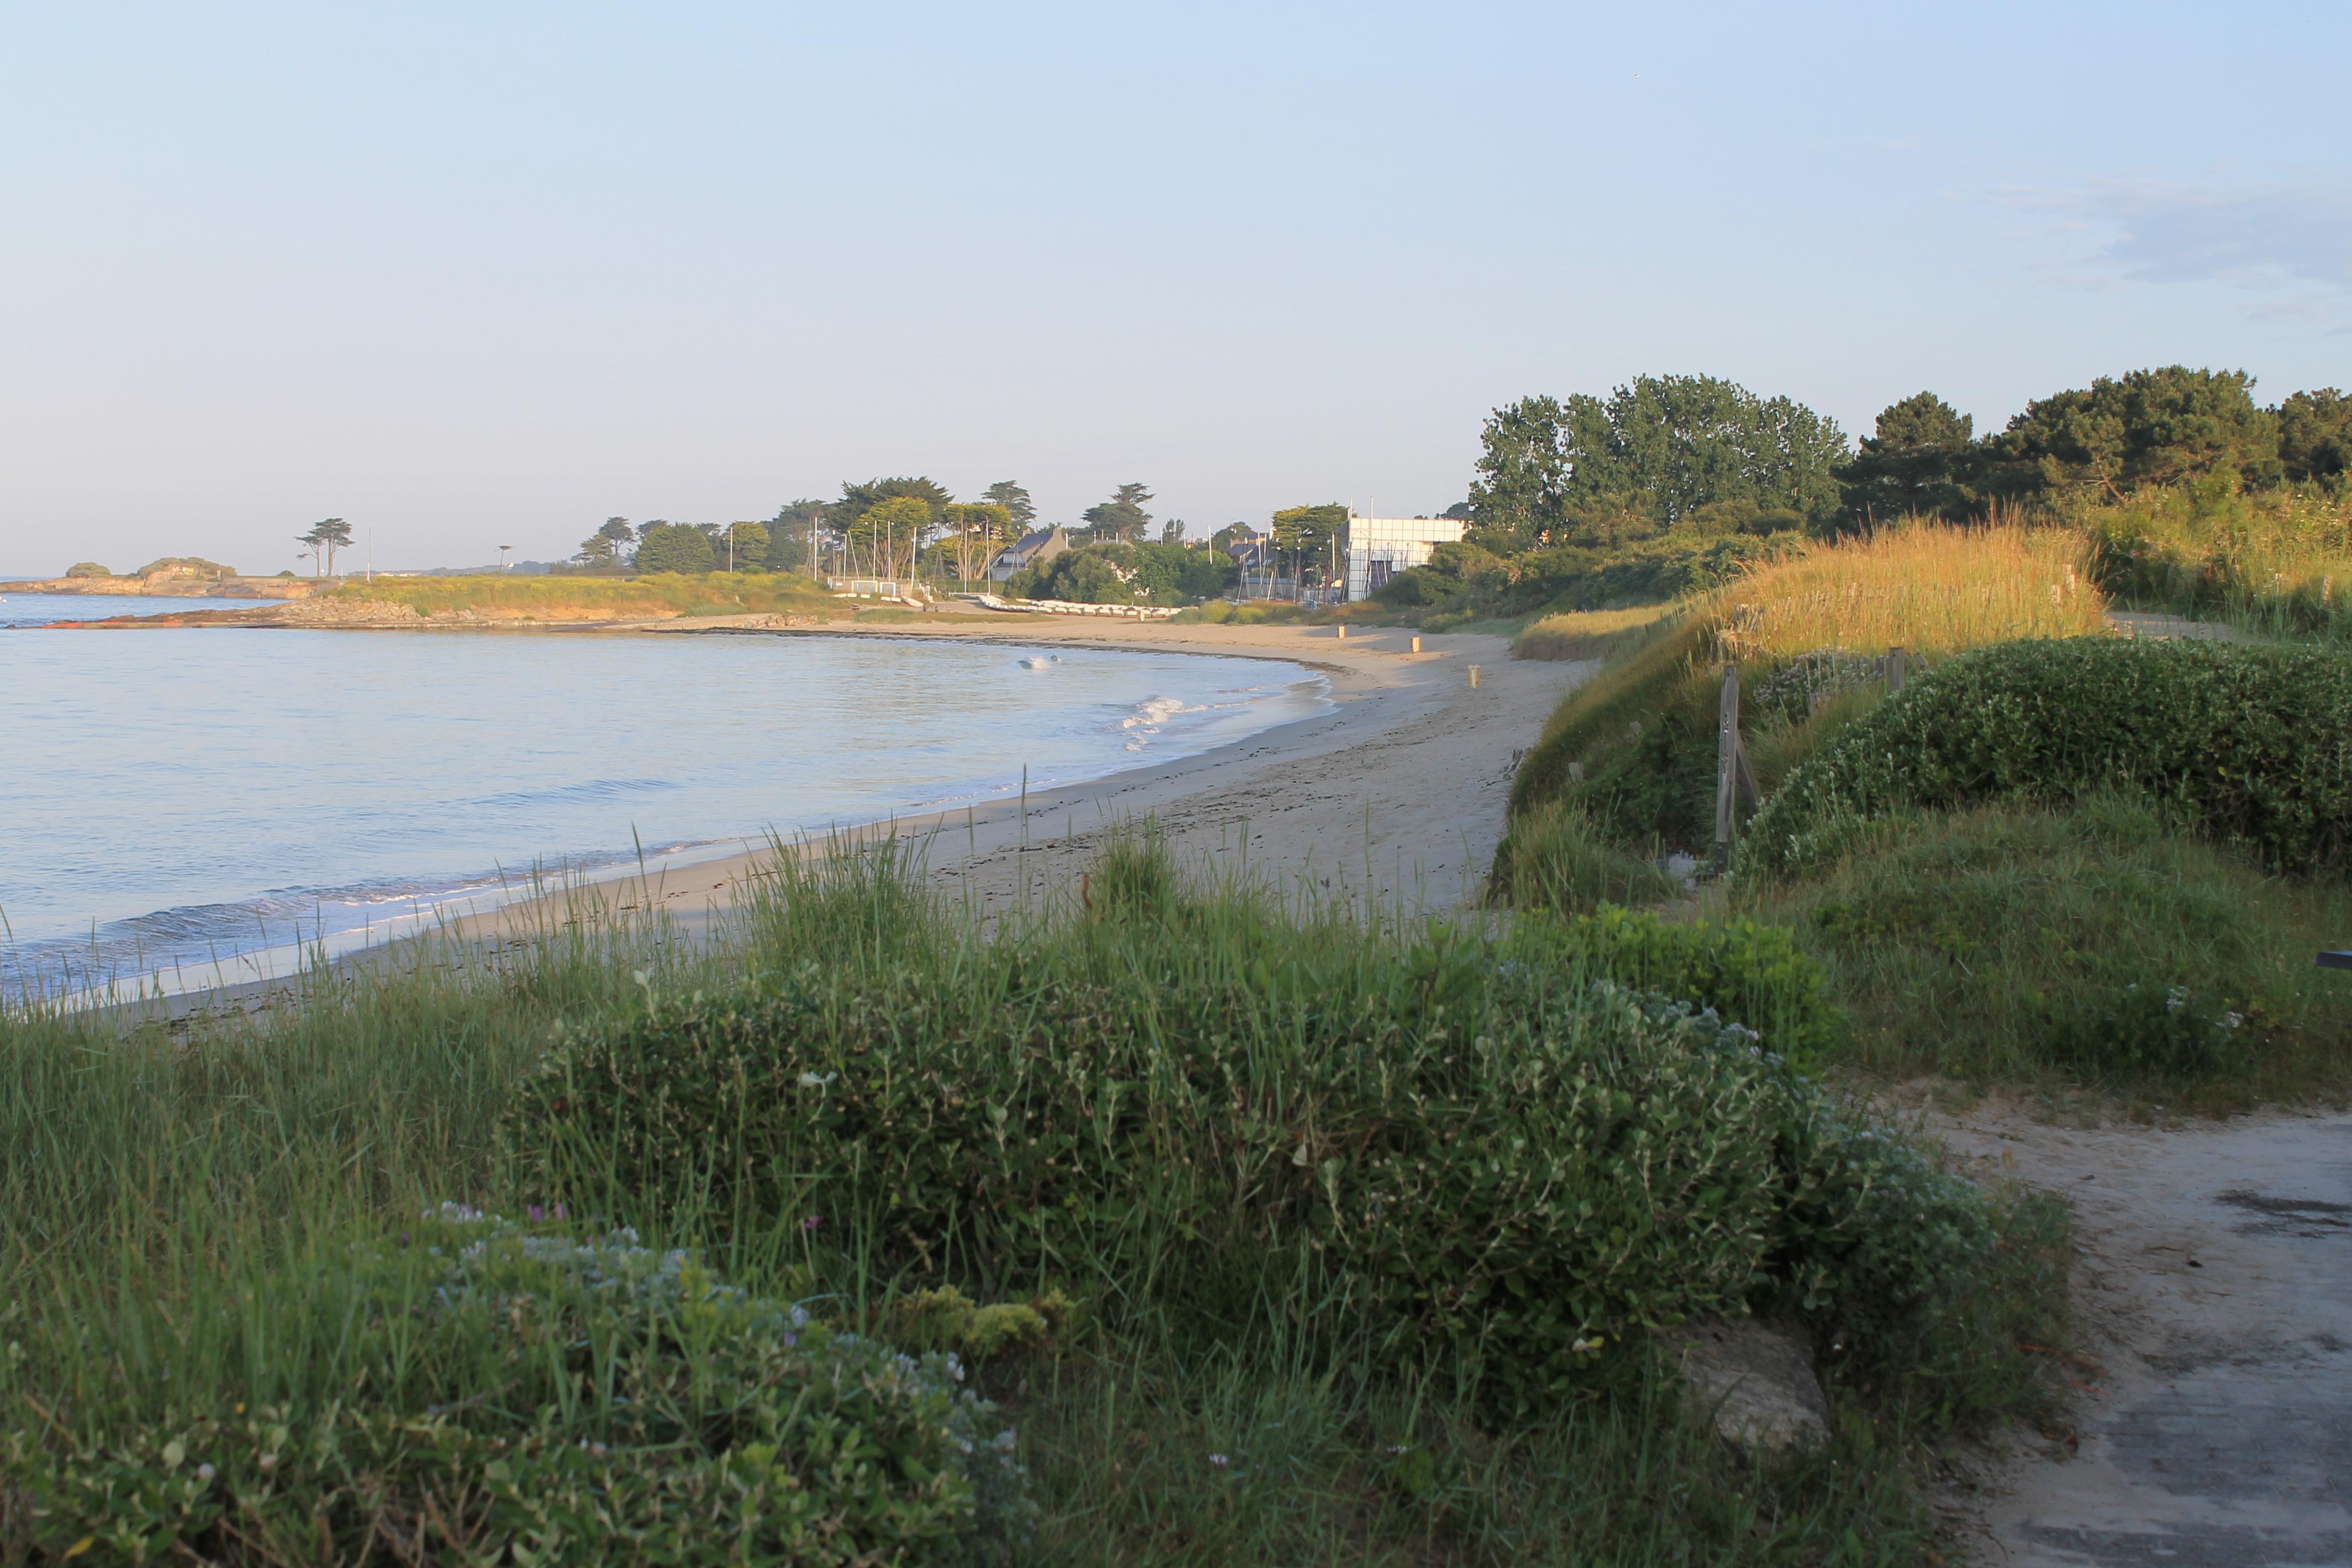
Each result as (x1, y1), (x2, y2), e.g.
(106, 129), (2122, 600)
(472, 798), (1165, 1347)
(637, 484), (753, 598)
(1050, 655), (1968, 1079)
(1936, 1104), (2352, 1566)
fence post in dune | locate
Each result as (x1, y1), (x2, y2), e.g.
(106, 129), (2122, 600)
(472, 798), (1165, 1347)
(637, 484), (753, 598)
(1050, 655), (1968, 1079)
(1411, 635), (1421, 654)
(1886, 644), (1907, 693)
(1336, 623), (1346, 640)
(1467, 664), (1482, 688)
(1714, 661), (1740, 875)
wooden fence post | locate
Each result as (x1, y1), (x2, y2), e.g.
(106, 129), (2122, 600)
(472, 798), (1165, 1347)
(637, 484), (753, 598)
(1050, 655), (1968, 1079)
(1886, 645), (1907, 693)
(1714, 661), (1739, 874)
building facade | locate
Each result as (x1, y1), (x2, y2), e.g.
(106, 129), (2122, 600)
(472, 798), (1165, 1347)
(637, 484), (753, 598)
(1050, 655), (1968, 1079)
(988, 525), (1070, 583)
(1341, 515), (1467, 602)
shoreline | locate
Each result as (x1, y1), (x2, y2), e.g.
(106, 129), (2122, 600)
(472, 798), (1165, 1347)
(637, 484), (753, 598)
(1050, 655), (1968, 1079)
(54, 620), (1589, 1020)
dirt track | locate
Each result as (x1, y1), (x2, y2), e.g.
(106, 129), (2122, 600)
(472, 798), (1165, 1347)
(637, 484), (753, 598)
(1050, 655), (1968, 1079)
(1936, 1106), (2352, 1565)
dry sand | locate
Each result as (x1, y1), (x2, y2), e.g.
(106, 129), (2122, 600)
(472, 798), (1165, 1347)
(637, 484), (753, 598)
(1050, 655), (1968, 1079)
(498, 617), (1587, 942)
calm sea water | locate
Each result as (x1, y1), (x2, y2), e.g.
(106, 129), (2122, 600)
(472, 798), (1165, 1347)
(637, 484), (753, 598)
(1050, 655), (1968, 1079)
(0, 594), (1327, 995)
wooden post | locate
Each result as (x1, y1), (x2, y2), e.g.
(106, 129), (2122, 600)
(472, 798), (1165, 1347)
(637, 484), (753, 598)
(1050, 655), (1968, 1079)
(1886, 645), (1907, 693)
(1713, 661), (1739, 874)
(1467, 665), (1482, 688)
(1411, 635), (1422, 654)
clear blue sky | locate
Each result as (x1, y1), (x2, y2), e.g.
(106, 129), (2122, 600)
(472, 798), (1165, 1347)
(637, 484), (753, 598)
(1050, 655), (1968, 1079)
(3, 2), (2346, 573)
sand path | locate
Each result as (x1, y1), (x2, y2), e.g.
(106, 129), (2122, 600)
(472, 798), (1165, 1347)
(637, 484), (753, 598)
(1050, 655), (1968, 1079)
(1935, 1104), (2352, 1565)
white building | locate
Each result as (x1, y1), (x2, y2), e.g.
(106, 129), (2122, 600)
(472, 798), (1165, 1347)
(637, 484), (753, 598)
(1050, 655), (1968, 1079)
(1341, 515), (1466, 602)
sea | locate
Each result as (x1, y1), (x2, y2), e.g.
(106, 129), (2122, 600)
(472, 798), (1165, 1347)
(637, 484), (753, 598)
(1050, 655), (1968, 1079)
(0, 591), (1329, 998)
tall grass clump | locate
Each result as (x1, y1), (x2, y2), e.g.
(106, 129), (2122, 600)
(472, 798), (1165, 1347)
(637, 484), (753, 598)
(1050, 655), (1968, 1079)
(1511, 605), (1682, 662)
(1712, 521), (2104, 659)
(2082, 483), (2352, 642)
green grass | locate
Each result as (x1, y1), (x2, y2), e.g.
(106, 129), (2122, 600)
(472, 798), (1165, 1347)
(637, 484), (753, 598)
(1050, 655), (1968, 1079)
(2081, 483), (2352, 644)
(1738, 796), (2352, 1109)
(334, 571), (842, 621)
(0, 842), (2067, 1565)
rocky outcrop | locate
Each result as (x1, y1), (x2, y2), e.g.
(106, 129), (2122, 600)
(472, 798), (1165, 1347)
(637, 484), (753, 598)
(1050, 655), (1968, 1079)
(1656, 1319), (1831, 1456)
(274, 598), (426, 626)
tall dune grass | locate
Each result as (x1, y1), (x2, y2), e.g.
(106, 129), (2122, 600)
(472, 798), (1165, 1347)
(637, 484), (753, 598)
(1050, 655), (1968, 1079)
(1717, 522), (2106, 658)
(2082, 484), (2352, 642)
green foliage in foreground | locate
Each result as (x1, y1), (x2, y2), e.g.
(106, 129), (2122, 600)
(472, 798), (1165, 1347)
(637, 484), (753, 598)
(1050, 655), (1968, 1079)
(1746, 638), (2352, 875)
(1746, 796), (2352, 1103)
(0, 845), (2070, 1565)
(4, 1210), (1031, 1566)
(511, 850), (2011, 1422)
(1511, 907), (1844, 1072)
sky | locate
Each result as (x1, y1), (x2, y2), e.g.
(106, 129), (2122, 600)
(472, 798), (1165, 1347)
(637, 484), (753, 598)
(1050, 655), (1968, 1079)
(2, 2), (2348, 574)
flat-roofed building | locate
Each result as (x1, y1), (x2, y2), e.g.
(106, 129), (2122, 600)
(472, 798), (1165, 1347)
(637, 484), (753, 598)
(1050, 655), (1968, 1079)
(1342, 515), (1467, 602)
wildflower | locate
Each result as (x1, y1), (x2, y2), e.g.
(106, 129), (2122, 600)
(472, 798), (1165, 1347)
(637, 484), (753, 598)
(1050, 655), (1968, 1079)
(1208, 1453), (1229, 1468)
(195, 1463), (216, 1483)
(2167, 986), (2191, 1014)
(803, 1215), (824, 1233)
(526, 1205), (545, 1224)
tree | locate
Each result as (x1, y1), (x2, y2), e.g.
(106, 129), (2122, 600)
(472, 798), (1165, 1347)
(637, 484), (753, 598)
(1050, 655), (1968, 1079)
(1838, 393), (1978, 526)
(982, 481), (1037, 532)
(578, 516), (633, 568)
(767, 499), (830, 574)
(1466, 395), (1577, 546)
(296, 517), (353, 576)
(1466, 377), (1850, 545)
(634, 520), (715, 574)
(719, 521), (770, 571)
(1082, 482), (1153, 542)
(942, 502), (1014, 585)
(826, 478), (950, 576)
(1158, 517), (1187, 545)
(2279, 389), (2352, 485)
(852, 497), (934, 580)
(1985, 367), (2280, 500)
(1271, 504), (1348, 597)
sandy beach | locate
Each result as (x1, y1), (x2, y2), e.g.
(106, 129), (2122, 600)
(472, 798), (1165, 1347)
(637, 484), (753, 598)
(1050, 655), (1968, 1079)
(489, 618), (1587, 940)
(116, 617), (1589, 1015)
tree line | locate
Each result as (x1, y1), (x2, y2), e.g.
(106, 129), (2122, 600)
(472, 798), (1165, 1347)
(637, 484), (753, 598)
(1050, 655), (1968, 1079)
(1467, 368), (2351, 547)
(572, 478), (1224, 587)
(1384, 367), (2352, 619)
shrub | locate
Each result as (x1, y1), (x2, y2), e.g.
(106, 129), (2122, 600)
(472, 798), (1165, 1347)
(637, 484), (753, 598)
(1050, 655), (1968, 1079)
(0, 1206), (1032, 1566)
(1746, 638), (2352, 874)
(62, 562), (112, 579)
(507, 934), (1994, 1413)
(1505, 907), (1844, 1069)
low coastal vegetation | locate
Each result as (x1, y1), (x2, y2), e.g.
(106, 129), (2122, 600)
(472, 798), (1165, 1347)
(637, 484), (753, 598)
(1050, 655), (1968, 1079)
(0, 841), (2067, 1564)
(1494, 519), (2352, 1108)
(324, 571), (845, 623)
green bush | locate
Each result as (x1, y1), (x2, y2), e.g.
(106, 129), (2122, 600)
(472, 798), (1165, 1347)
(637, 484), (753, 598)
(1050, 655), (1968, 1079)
(62, 562), (112, 579)
(1506, 907), (1844, 1070)
(1, 1207), (1031, 1566)
(507, 934), (1991, 1413)
(1746, 637), (2352, 874)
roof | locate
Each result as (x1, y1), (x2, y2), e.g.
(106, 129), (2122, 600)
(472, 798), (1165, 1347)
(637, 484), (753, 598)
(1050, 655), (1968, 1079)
(1006, 526), (1060, 556)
